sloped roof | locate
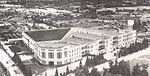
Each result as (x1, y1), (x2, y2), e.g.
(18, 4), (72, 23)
(25, 28), (70, 42)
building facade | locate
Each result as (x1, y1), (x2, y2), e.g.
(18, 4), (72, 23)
(22, 27), (136, 66)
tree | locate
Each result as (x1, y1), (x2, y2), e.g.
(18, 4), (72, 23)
(140, 69), (149, 76)
(133, 19), (141, 32)
(91, 55), (99, 65)
(82, 65), (89, 76)
(89, 8), (97, 19)
(119, 47), (128, 56)
(12, 53), (21, 65)
(132, 63), (149, 76)
(103, 68), (112, 76)
(134, 42), (143, 51)
(85, 57), (91, 67)
(90, 68), (101, 76)
(140, 64), (149, 76)
(27, 67), (32, 76)
(118, 60), (131, 76)
(132, 63), (141, 76)
(109, 60), (131, 76)
(142, 38), (149, 49)
(79, 60), (82, 69)
(55, 68), (59, 76)
(140, 21), (148, 32)
(66, 66), (69, 74)
(75, 69), (82, 76)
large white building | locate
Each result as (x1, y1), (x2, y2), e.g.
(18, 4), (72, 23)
(22, 27), (136, 66)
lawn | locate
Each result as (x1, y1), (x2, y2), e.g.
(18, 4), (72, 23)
(9, 45), (21, 53)
(8, 41), (32, 54)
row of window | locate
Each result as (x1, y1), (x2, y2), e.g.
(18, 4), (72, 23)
(123, 33), (134, 37)
(69, 48), (80, 53)
(81, 45), (94, 50)
(99, 40), (109, 44)
(57, 56), (81, 65)
(69, 51), (79, 57)
(41, 51), (68, 59)
(123, 36), (134, 41)
(46, 49), (62, 51)
(99, 45), (105, 50)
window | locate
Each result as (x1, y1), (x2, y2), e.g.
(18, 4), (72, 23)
(42, 49), (45, 51)
(113, 41), (118, 45)
(64, 60), (68, 63)
(99, 41), (105, 44)
(48, 52), (54, 58)
(106, 41), (108, 43)
(81, 47), (84, 50)
(48, 50), (54, 51)
(57, 52), (62, 59)
(119, 37), (122, 39)
(113, 36), (118, 39)
(57, 61), (62, 65)
(64, 51), (67, 57)
(64, 48), (68, 50)
(42, 52), (46, 58)
(41, 60), (46, 64)
(99, 45), (105, 50)
(91, 45), (93, 48)
(85, 46), (89, 49)
(57, 49), (62, 51)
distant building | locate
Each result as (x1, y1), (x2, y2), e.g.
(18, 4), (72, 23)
(0, 4), (22, 8)
(11, 0), (59, 4)
(22, 27), (136, 66)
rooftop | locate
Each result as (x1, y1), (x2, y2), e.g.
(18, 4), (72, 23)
(24, 27), (134, 49)
(25, 28), (71, 42)
(37, 41), (76, 49)
(90, 26), (134, 36)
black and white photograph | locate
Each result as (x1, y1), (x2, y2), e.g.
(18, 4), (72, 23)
(0, 0), (150, 76)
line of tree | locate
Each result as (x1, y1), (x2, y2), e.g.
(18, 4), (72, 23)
(55, 60), (83, 76)
(103, 60), (149, 76)
(132, 63), (149, 76)
(74, 60), (149, 76)
(118, 38), (149, 57)
(85, 53), (106, 67)
(74, 65), (101, 76)
(55, 66), (73, 76)
(108, 60), (131, 76)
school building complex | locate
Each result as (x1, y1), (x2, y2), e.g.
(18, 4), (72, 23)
(22, 27), (136, 66)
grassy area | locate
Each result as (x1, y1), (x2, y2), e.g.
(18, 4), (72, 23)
(8, 41), (32, 54)
(9, 45), (21, 53)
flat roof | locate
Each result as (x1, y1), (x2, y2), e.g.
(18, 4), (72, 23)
(37, 41), (76, 49)
(25, 28), (71, 42)
(24, 27), (134, 49)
